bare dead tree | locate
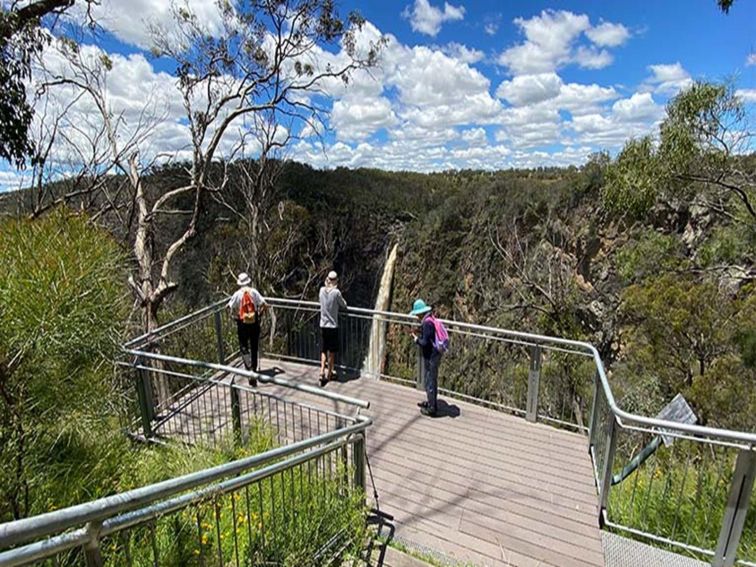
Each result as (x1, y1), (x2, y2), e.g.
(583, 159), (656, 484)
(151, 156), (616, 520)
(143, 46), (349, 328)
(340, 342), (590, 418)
(140, 0), (383, 305)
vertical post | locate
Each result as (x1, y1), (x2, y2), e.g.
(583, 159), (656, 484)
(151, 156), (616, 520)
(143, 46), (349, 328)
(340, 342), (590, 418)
(83, 521), (103, 567)
(712, 450), (756, 567)
(588, 370), (601, 452)
(416, 350), (425, 391)
(214, 310), (226, 365)
(526, 345), (542, 423)
(598, 416), (618, 525)
(353, 433), (366, 492)
(230, 379), (242, 443)
(135, 358), (154, 438)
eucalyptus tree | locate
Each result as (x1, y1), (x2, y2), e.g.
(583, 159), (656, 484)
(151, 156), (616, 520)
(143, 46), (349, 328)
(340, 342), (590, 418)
(603, 82), (755, 224)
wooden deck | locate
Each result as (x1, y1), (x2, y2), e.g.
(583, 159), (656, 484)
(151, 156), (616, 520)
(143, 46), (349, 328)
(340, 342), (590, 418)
(167, 358), (605, 567)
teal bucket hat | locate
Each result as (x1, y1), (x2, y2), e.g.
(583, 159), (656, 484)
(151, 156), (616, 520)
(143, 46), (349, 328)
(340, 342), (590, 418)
(409, 299), (432, 316)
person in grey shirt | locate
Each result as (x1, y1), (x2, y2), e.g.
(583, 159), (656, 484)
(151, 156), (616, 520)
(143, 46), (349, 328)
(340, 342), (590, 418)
(319, 270), (347, 386)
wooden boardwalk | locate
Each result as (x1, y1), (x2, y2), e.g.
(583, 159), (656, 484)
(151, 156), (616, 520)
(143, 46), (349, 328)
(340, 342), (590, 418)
(165, 359), (605, 567)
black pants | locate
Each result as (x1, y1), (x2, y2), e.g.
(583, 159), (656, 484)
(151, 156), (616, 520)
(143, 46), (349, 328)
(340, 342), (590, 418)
(236, 320), (261, 371)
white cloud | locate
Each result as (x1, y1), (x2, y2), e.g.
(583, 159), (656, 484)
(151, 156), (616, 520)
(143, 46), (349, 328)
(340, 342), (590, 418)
(747, 53), (756, 66)
(498, 10), (590, 74)
(567, 92), (663, 146)
(331, 96), (399, 141)
(497, 10), (630, 75)
(496, 73), (562, 106)
(460, 127), (488, 146)
(573, 46), (613, 69)
(441, 42), (485, 64)
(586, 22), (630, 47)
(79, 0), (224, 49)
(402, 0), (465, 37)
(643, 63), (693, 95)
(484, 22), (498, 36)
(611, 92), (663, 122)
(736, 89), (756, 103)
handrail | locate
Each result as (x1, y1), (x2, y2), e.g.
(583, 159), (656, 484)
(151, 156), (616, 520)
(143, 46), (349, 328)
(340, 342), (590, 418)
(264, 298), (756, 447)
(0, 416), (371, 548)
(124, 296), (756, 446)
(123, 349), (370, 410)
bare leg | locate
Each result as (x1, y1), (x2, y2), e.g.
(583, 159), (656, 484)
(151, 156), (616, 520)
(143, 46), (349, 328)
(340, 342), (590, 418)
(328, 352), (336, 379)
(320, 352), (327, 377)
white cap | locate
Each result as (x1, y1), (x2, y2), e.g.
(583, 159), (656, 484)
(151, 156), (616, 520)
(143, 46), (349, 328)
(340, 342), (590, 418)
(237, 272), (251, 286)
(327, 270), (338, 281)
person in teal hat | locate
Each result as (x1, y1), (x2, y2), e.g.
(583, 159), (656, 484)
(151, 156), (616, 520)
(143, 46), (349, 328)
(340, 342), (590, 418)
(410, 298), (440, 416)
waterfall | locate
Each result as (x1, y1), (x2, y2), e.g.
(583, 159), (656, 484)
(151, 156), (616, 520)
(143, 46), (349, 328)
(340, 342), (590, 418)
(362, 243), (399, 379)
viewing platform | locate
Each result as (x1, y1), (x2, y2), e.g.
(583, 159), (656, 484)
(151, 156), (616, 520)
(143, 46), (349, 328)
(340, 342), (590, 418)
(180, 358), (606, 567)
(1, 298), (753, 567)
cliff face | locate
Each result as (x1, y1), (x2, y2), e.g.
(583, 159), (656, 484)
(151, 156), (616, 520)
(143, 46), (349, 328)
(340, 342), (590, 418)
(387, 167), (755, 431)
(3, 160), (753, 430)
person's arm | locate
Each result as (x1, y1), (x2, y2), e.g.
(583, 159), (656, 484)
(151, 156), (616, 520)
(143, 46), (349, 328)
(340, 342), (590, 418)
(227, 292), (237, 316)
(254, 290), (268, 313)
(338, 290), (347, 309)
(415, 319), (433, 347)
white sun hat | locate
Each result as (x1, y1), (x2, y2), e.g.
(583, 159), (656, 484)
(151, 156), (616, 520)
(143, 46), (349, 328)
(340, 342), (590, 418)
(237, 272), (251, 286)
(327, 270), (338, 281)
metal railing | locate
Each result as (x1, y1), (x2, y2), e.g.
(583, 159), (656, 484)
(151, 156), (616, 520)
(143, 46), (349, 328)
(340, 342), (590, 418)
(0, 418), (370, 566)
(258, 298), (755, 567)
(2, 296), (754, 567)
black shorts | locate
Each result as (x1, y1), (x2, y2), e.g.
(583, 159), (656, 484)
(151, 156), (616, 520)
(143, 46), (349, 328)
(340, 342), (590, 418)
(321, 327), (339, 353)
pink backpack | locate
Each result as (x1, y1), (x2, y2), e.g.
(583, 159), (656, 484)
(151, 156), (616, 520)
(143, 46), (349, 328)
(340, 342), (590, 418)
(427, 315), (450, 354)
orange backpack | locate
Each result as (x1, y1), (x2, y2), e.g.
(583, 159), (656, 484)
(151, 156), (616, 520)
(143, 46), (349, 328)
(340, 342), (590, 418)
(239, 290), (257, 324)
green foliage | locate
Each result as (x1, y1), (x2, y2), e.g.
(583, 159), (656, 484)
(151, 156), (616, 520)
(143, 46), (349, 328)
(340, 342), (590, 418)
(615, 229), (687, 283)
(698, 223), (756, 266)
(609, 441), (755, 561)
(603, 81), (753, 221)
(603, 137), (661, 218)
(0, 210), (127, 519)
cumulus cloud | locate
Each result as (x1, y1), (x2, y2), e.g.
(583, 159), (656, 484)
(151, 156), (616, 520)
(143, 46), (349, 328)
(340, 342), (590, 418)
(586, 22), (631, 47)
(440, 42), (485, 64)
(497, 10), (629, 75)
(746, 53), (756, 67)
(498, 10), (590, 74)
(78, 0), (224, 49)
(402, 0), (465, 37)
(496, 73), (562, 106)
(643, 63), (693, 95)
(573, 46), (613, 69)
(460, 127), (488, 147)
(736, 89), (756, 103)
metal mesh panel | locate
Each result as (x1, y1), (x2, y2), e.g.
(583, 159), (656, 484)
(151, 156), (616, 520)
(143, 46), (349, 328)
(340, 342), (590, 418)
(603, 532), (709, 567)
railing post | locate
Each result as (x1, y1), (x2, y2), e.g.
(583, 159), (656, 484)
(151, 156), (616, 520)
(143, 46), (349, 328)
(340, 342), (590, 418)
(598, 416), (618, 525)
(712, 449), (756, 567)
(83, 521), (103, 567)
(416, 350), (425, 391)
(134, 358), (154, 438)
(526, 345), (542, 423)
(353, 433), (366, 492)
(213, 310), (226, 365)
(588, 370), (601, 451)
(230, 379), (242, 443)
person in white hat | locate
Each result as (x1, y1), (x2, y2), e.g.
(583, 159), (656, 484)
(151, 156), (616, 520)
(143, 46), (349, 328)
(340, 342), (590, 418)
(318, 270), (347, 386)
(227, 272), (267, 384)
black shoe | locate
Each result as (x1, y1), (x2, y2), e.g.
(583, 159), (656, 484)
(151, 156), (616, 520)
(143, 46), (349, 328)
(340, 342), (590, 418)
(420, 406), (437, 417)
(319, 375), (328, 387)
(248, 377), (257, 388)
(417, 401), (429, 408)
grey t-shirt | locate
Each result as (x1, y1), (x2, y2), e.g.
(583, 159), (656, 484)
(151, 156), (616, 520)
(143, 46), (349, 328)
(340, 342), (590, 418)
(319, 286), (347, 328)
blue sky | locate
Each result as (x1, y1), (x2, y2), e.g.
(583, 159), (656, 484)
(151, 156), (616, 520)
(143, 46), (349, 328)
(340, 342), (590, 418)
(1, 0), (755, 190)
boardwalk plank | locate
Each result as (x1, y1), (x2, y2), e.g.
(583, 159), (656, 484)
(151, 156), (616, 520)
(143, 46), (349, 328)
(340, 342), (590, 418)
(163, 358), (605, 566)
